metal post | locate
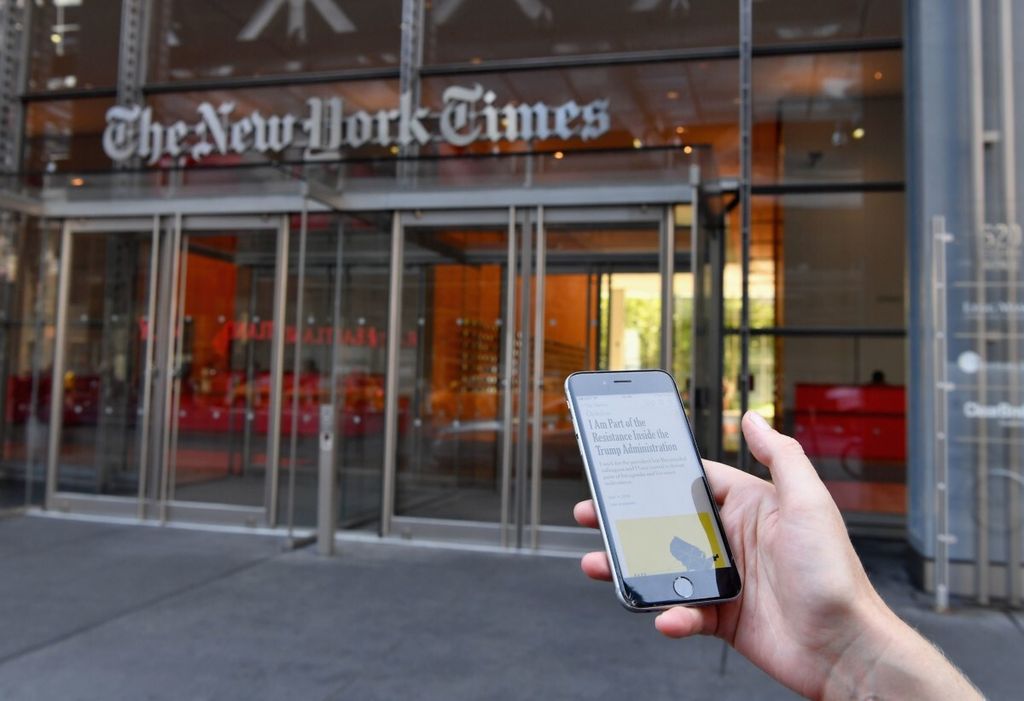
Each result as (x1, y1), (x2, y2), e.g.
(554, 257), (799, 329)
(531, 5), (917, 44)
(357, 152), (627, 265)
(317, 404), (337, 556)
(738, 0), (753, 468)
(380, 212), (405, 537)
(136, 215), (160, 519)
(660, 205), (675, 372)
(264, 215), (290, 527)
(0, 0), (28, 174)
(690, 175), (701, 405)
(932, 216), (953, 612)
(44, 222), (73, 507)
(286, 203), (309, 535)
(529, 206), (546, 549)
(967, 0), (989, 605)
(499, 207), (517, 548)
(998, 0), (1021, 609)
(515, 209), (534, 549)
(398, 0), (425, 185)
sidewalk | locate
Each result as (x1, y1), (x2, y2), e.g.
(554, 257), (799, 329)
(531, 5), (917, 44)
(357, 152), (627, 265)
(1, 513), (1021, 700)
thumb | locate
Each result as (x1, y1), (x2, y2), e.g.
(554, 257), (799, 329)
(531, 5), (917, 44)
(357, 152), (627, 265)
(741, 411), (827, 508)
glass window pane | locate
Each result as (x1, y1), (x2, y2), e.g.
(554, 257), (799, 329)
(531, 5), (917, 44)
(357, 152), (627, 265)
(56, 230), (153, 497)
(26, 1), (121, 92)
(774, 336), (907, 517)
(754, 0), (901, 46)
(753, 51), (904, 184)
(395, 220), (510, 524)
(277, 213), (392, 530)
(147, 0), (401, 84)
(0, 217), (59, 508)
(424, 1), (739, 66)
(23, 98), (115, 175)
(753, 192), (905, 329)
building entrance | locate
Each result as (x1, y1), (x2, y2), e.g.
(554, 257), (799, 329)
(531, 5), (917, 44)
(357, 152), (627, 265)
(34, 193), (725, 548)
(382, 203), (717, 549)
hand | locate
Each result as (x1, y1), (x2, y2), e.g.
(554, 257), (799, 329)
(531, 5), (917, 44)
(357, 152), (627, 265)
(574, 411), (981, 700)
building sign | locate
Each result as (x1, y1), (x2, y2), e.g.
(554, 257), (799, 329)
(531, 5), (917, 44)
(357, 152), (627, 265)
(103, 84), (611, 165)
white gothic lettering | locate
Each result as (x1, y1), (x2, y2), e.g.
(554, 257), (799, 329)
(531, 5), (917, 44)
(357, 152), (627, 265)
(103, 85), (612, 165)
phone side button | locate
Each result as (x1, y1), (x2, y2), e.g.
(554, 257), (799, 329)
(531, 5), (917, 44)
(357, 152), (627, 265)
(673, 576), (694, 599)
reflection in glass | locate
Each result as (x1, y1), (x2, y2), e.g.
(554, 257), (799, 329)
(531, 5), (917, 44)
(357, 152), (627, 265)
(752, 51), (904, 184)
(277, 214), (391, 530)
(26, 1), (121, 92)
(395, 224), (510, 523)
(424, 1), (738, 65)
(0, 219), (59, 508)
(169, 230), (277, 507)
(539, 222), (662, 526)
(56, 231), (152, 496)
(148, 0), (401, 83)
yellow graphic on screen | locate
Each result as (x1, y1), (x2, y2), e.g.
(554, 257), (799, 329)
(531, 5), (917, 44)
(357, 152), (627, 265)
(615, 513), (727, 577)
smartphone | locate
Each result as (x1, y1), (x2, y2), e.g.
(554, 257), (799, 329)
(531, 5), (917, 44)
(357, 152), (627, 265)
(565, 369), (741, 611)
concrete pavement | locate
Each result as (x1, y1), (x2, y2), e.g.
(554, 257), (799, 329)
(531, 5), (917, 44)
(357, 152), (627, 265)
(1, 513), (1021, 700)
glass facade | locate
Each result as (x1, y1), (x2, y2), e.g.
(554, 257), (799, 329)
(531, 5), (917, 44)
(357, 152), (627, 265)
(5, 0), (1011, 604)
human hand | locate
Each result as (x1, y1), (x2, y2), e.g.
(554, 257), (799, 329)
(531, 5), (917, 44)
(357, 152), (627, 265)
(574, 411), (981, 700)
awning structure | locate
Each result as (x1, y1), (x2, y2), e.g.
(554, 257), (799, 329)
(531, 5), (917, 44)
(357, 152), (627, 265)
(0, 144), (714, 218)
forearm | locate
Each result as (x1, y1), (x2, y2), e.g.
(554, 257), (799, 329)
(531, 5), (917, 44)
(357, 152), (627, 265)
(822, 601), (982, 701)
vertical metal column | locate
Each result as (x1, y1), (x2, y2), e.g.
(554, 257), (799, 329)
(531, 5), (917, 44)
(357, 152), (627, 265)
(529, 207), (546, 549)
(967, 0), (990, 605)
(932, 216), (953, 612)
(44, 223), (73, 507)
(264, 215), (291, 527)
(690, 178), (701, 404)
(317, 404), (336, 556)
(380, 212), (405, 537)
(398, 0), (425, 185)
(163, 219), (187, 514)
(738, 0), (753, 468)
(998, 0), (1021, 609)
(515, 210), (534, 549)
(660, 205), (675, 373)
(25, 223), (53, 504)
(286, 203), (309, 534)
(135, 215), (160, 519)
(0, 0), (28, 175)
(499, 207), (517, 548)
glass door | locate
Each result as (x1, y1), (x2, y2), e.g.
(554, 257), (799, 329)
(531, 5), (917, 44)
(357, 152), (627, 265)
(46, 219), (158, 515)
(531, 207), (668, 548)
(380, 203), (712, 550)
(158, 216), (287, 524)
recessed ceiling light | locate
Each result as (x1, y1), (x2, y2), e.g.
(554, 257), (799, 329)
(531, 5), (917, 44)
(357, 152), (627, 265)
(632, 138), (643, 149)
(675, 126), (686, 135)
(553, 151), (564, 160)
(852, 127), (866, 139)
(683, 145), (693, 154)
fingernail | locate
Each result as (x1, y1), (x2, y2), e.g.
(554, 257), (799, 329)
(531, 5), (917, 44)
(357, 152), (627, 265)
(747, 411), (770, 431)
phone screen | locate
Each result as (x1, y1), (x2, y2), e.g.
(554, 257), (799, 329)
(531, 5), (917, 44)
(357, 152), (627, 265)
(567, 370), (740, 608)
(576, 391), (730, 577)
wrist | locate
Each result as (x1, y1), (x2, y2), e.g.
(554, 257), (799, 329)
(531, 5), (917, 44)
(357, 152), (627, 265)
(821, 595), (981, 701)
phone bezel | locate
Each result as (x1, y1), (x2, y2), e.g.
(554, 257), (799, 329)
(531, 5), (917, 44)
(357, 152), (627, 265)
(565, 369), (742, 611)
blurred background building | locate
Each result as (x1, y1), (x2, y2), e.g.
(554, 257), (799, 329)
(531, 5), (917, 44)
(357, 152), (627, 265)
(0, 0), (1019, 606)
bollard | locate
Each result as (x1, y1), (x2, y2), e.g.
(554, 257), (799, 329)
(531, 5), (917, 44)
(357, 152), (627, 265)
(317, 404), (336, 556)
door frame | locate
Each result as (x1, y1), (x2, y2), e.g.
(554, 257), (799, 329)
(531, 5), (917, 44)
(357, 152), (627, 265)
(379, 198), (704, 550)
(44, 213), (290, 528)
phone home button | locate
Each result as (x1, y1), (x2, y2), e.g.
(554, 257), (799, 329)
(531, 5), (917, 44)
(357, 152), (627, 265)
(673, 576), (694, 599)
